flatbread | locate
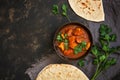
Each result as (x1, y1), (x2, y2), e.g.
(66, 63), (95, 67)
(68, 0), (105, 22)
(36, 64), (89, 80)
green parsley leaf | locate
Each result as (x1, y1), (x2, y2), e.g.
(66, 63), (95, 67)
(56, 33), (63, 41)
(74, 41), (86, 54)
(99, 39), (105, 46)
(64, 39), (69, 50)
(52, 3), (71, 22)
(99, 24), (107, 36)
(81, 41), (87, 48)
(99, 24), (112, 37)
(64, 33), (68, 38)
(109, 58), (117, 65)
(62, 4), (67, 16)
(110, 34), (117, 41)
(52, 5), (59, 14)
(102, 44), (109, 52)
(99, 55), (106, 62)
(109, 46), (120, 53)
(91, 24), (119, 80)
(106, 28), (112, 34)
(74, 46), (82, 54)
(93, 59), (99, 65)
(104, 34), (110, 41)
(64, 39), (68, 43)
(78, 59), (84, 67)
(109, 47), (117, 53)
(117, 46), (120, 51)
(91, 46), (99, 57)
(105, 58), (117, 68)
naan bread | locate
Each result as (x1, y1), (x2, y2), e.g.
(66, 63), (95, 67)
(36, 64), (89, 80)
(68, 0), (105, 22)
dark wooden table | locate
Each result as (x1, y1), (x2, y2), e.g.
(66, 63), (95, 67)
(0, 0), (120, 80)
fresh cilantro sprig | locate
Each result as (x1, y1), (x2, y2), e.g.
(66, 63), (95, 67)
(90, 24), (120, 80)
(52, 4), (71, 22)
(61, 4), (71, 22)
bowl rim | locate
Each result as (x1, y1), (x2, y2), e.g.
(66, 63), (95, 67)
(53, 22), (93, 60)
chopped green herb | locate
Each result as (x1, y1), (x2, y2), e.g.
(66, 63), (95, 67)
(52, 5), (59, 14)
(56, 33), (63, 41)
(56, 33), (69, 50)
(78, 59), (84, 67)
(74, 41), (87, 54)
(74, 46), (82, 54)
(64, 39), (69, 50)
(81, 41), (87, 48)
(64, 33), (68, 38)
(64, 39), (68, 43)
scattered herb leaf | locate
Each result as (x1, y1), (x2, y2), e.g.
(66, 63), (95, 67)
(78, 59), (84, 67)
(52, 4), (71, 22)
(62, 4), (67, 16)
(61, 4), (71, 22)
(52, 5), (59, 14)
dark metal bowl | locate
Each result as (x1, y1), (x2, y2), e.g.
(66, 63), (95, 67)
(53, 22), (93, 60)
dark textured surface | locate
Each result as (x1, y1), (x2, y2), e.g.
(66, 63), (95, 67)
(0, 0), (120, 80)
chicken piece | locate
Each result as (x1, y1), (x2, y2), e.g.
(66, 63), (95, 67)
(68, 36), (77, 49)
(58, 42), (64, 51)
(69, 42), (78, 49)
(64, 49), (73, 55)
(68, 36), (76, 43)
(73, 28), (83, 36)
(67, 29), (73, 36)
(75, 36), (83, 43)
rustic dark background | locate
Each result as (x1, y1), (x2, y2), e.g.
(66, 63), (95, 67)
(0, 0), (120, 80)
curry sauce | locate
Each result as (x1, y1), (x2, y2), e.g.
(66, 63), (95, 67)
(55, 23), (92, 59)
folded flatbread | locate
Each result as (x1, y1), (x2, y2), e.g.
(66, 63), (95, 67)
(68, 0), (105, 22)
(36, 64), (89, 80)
